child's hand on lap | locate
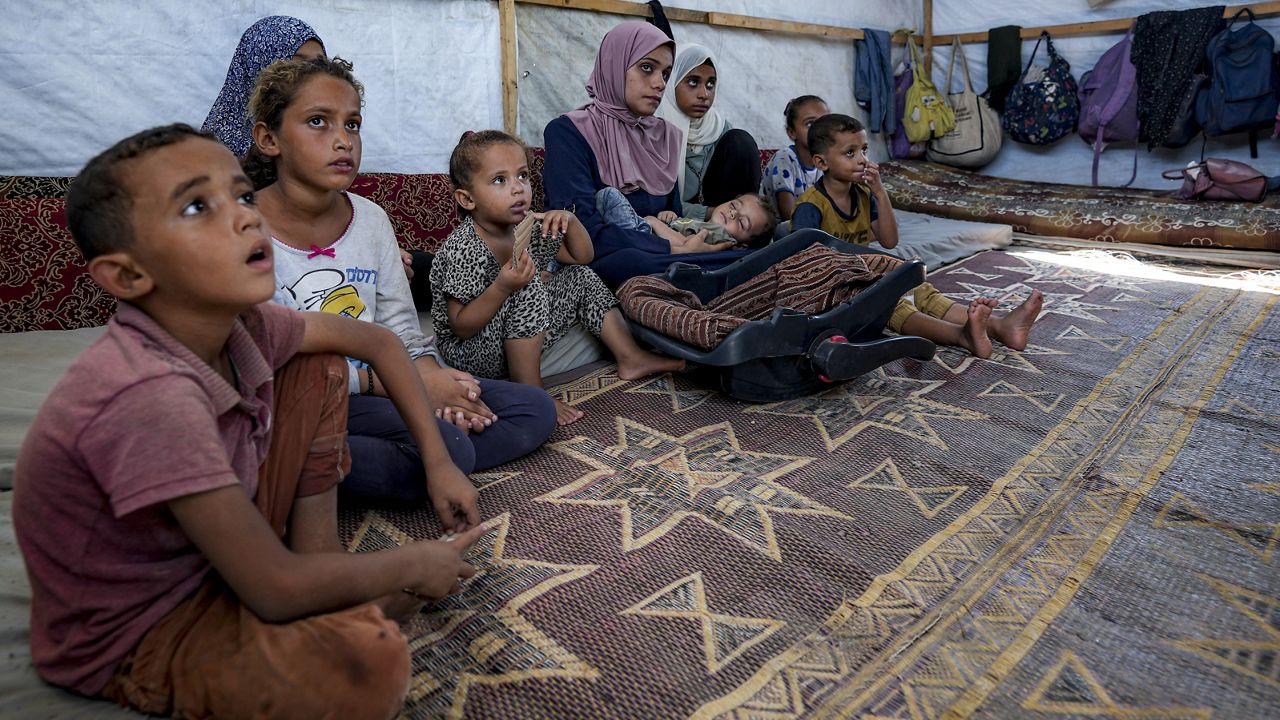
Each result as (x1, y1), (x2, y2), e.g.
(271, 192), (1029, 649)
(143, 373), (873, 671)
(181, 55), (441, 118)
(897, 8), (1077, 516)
(497, 249), (535, 294)
(534, 210), (578, 238)
(419, 367), (496, 434)
(656, 210), (678, 223)
(426, 460), (481, 533)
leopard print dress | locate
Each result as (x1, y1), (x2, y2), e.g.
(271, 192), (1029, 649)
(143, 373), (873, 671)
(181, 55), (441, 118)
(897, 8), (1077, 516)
(430, 216), (618, 379)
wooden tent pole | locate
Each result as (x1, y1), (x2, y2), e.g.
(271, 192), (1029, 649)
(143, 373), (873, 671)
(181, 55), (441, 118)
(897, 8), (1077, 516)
(923, 0), (933, 74)
(932, 0), (1280, 44)
(500, 0), (518, 135)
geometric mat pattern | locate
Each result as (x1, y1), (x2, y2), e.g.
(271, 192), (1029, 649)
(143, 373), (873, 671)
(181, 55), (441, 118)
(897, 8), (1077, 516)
(340, 248), (1280, 719)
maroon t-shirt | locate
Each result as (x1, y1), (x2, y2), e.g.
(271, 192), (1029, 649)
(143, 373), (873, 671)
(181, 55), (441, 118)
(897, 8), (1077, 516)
(12, 302), (305, 694)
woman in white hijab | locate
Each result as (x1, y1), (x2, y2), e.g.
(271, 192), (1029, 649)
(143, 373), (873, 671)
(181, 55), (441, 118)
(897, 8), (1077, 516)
(656, 44), (762, 221)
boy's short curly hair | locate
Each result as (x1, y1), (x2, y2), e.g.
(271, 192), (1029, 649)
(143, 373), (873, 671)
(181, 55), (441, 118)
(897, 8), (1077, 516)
(741, 194), (780, 248)
(807, 113), (866, 157)
(243, 55), (364, 189)
(65, 123), (214, 261)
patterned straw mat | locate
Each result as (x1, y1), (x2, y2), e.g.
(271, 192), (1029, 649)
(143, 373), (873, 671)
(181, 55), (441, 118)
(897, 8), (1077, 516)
(340, 247), (1280, 719)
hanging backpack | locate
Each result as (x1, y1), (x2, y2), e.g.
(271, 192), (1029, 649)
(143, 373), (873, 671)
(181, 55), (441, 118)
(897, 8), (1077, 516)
(892, 51), (927, 159)
(1163, 73), (1210, 149)
(1196, 8), (1278, 157)
(928, 38), (1002, 169)
(1003, 31), (1081, 145)
(1077, 28), (1140, 186)
(903, 39), (956, 144)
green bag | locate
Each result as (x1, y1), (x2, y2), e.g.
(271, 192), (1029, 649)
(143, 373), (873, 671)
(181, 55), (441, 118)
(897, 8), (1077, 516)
(904, 40), (956, 144)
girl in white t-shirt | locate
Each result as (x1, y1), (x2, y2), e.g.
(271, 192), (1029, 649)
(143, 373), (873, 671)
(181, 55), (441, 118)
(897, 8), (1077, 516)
(247, 55), (556, 509)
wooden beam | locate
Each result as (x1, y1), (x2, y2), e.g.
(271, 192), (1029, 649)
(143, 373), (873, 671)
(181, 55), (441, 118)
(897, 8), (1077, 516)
(705, 11), (863, 40)
(512, 0), (706, 23)
(508, 0), (921, 44)
(500, 0), (518, 135)
(933, 1), (1280, 44)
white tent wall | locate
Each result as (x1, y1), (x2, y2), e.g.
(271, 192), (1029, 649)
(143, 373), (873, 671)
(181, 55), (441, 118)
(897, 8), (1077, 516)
(929, 0), (1280, 189)
(5, 0), (1271, 188)
(0, 0), (503, 177)
(515, 0), (921, 162)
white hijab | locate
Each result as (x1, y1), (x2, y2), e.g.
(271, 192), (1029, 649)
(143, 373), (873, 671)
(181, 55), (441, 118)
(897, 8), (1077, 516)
(656, 44), (728, 197)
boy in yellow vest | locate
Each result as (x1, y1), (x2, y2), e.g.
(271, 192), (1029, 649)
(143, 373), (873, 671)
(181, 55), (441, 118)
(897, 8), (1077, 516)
(793, 113), (1042, 357)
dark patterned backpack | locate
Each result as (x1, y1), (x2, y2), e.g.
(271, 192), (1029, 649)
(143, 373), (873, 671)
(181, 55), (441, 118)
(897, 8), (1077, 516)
(1002, 31), (1081, 145)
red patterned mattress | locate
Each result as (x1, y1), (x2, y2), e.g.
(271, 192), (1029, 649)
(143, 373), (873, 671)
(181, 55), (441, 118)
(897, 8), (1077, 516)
(881, 160), (1280, 251)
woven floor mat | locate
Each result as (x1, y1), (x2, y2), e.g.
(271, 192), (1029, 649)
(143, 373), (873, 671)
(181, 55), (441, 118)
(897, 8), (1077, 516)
(340, 248), (1280, 719)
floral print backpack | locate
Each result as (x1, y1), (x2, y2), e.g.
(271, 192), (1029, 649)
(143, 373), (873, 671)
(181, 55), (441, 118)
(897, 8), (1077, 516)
(1002, 31), (1080, 145)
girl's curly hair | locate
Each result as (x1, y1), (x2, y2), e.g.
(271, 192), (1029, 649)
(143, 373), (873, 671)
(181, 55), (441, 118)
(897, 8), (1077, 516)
(242, 55), (364, 189)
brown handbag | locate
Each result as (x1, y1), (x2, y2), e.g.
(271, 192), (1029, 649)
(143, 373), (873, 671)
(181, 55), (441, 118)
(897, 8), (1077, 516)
(1163, 158), (1269, 202)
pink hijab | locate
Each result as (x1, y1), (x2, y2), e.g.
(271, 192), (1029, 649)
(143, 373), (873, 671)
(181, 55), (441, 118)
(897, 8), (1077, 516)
(566, 22), (682, 196)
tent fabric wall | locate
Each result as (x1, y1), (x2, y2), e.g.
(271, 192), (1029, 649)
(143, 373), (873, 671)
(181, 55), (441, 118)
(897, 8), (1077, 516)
(930, 0), (1280, 189)
(0, 0), (503, 176)
(516, 0), (920, 161)
(0, 0), (919, 177)
(3, 0), (1270, 188)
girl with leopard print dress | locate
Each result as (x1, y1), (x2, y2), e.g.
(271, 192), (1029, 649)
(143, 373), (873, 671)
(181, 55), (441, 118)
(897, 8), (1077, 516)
(432, 131), (684, 425)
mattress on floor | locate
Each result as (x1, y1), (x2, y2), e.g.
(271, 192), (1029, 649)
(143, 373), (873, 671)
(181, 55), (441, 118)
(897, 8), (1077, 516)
(0, 491), (138, 717)
(887, 210), (1013, 269)
(882, 160), (1280, 251)
(0, 318), (603, 490)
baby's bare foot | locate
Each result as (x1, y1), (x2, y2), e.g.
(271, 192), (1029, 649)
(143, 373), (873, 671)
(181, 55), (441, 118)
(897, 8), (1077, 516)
(616, 351), (686, 381)
(961, 301), (994, 358)
(991, 289), (1044, 351)
(554, 398), (584, 426)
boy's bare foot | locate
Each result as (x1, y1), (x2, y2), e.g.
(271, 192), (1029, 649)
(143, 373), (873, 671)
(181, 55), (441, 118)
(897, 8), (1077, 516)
(990, 289), (1044, 351)
(959, 301), (994, 359)
(554, 398), (584, 426)
(616, 351), (686, 381)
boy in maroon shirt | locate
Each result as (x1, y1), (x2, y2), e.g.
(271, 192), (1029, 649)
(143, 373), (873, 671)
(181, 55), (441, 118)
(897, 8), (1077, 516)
(13, 124), (487, 719)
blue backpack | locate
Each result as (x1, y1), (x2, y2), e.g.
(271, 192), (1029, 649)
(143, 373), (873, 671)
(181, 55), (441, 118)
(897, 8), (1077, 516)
(1196, 8), (1278, 156)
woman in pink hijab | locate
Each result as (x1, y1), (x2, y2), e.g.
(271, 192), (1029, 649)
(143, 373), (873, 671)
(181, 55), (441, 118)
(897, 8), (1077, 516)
(543, 21), (751, 288)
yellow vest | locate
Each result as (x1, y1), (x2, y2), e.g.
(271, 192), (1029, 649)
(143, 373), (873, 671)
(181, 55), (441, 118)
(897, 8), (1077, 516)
(795, 180), (875, 246)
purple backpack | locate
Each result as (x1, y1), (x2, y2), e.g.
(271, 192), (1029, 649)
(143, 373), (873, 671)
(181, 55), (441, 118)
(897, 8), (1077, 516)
(1077, 29), (1140, 186)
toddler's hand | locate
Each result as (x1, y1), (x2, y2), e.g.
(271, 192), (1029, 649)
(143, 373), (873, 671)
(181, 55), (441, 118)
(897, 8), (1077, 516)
(656, 210), (678, 223)
(534, 210), (576, 238)
(671, 229), (711, 254)
(400, 248), (415, 281)
(496, 249), (535, 294)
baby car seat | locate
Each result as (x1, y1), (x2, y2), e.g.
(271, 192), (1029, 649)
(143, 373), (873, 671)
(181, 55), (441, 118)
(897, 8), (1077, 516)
(627, 229), (937, 402)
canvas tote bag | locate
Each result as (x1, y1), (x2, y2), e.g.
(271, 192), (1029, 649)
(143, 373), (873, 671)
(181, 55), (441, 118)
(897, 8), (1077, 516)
(904, 39), (957, 143)
(928, 38), (1002, 168)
